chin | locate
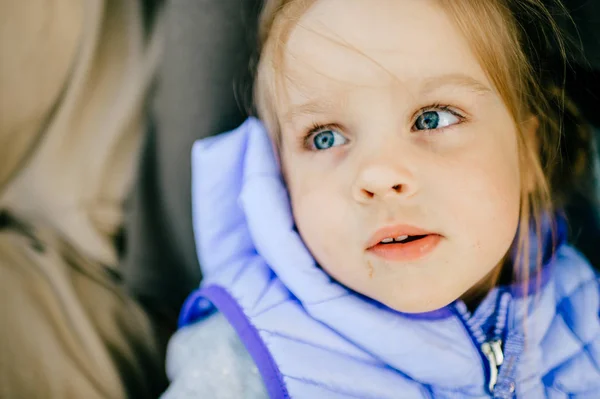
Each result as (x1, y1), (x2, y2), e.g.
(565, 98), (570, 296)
(380, 291), (459, 314)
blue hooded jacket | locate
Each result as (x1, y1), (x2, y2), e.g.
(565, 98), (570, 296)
(174, 118), (600, 398)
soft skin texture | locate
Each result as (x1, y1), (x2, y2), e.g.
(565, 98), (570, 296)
(276, 0), (523, 313)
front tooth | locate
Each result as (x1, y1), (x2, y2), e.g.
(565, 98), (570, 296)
(395, 235), (409, 242)
(381, 238), (394, 243)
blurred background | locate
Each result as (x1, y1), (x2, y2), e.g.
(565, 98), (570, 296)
(0, 0), (598, 398)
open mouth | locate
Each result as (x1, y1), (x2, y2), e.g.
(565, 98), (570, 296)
(379, 234), (429, 245)
(367, 229), (442, 262)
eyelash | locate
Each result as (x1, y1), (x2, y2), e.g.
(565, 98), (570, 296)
(301, 103), (466, 148)
(415, 103), (463, 121)
(301, 122), (345, 149)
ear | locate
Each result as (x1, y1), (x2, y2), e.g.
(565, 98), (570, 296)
(521, 116), (540, 194)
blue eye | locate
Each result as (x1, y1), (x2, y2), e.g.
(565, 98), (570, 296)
(414, 109), (460, 131)
(310, 129), (348, 150)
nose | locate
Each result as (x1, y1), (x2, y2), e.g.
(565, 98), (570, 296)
(352, 162), (418, 203)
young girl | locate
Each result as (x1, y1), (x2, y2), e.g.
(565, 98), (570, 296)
(163, 0), (600, 397)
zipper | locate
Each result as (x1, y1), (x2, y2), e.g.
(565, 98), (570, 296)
(454, 290), (512, 396)
(481, 339), (504, 392)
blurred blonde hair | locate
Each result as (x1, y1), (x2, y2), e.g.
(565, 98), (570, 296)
(254, 0), (595, 293)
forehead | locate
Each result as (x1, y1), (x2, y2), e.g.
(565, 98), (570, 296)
(280, 0), (492, 112)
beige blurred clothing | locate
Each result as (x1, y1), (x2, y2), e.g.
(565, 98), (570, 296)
(1, 0), (160, 266)
(0, 212), (161, 398)
(0, 0), (164, 397)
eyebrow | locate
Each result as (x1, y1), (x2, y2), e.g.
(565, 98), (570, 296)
(282, 73), (492, 124)
(282, 97), (345, 125)
(418, 73), (492, 96)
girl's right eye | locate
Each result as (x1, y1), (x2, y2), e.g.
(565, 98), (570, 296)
(307, 128), (349, 151)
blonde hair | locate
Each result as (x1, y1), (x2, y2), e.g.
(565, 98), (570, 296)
(254, 0), (596, 292)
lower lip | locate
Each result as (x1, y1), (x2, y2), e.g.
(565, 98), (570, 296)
(367, 235), (442, 262)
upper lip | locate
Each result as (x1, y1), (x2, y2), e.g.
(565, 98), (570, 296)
(366, 224), (438, 249)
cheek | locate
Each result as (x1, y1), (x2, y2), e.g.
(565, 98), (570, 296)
(286, 165), (349, 265)
(439, 127), (521, 250)
(476, 129), (521, 216)
(462, 150), (520, 211)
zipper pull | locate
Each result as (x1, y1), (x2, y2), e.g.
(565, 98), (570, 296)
(481, 339), (504, 393)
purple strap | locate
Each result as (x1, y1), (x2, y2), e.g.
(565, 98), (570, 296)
(180, 285), (290, 399)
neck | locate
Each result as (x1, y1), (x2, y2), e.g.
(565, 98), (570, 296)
(461, 260), (509, 312)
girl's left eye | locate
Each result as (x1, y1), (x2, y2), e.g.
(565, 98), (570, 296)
(308, 129), (348, 150)
(413, 109), (461, 131)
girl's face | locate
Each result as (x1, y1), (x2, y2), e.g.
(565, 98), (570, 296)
(277, 0), (522, 312)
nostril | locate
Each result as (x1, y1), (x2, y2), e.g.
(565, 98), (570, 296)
(362, 189), (375, 198)
(392, 184), (402, 193)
